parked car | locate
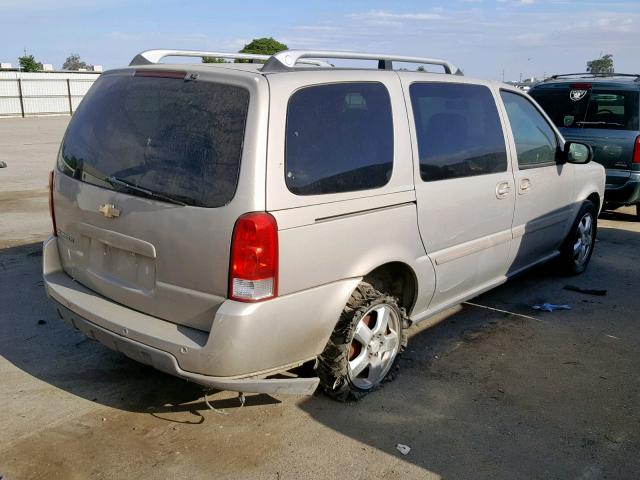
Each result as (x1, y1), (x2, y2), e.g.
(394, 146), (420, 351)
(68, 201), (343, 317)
(529, 74), (640, 218)
(43, 49), (604, 401)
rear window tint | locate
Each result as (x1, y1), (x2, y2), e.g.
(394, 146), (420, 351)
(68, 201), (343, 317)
(531, 87), (639, 131)
(285, 82), (393, 195)
(410, 82), (507, 181)
(57, 72), (250, 207)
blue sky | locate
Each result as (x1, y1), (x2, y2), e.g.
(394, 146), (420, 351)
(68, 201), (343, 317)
(1, 0), (638, 80)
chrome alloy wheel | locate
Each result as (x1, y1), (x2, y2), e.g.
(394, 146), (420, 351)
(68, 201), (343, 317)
(573, 212), (594, 266)
(347, 303), (401, 389)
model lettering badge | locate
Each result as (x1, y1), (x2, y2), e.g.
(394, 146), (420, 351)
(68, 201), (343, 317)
(98, 203), (120, 218)
(570, 89), (588, 102)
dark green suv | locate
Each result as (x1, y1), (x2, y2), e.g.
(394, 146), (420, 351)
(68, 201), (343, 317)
(530, 74), (640, 218)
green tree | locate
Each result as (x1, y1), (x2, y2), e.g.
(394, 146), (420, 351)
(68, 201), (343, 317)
(18, 54), (42, 72)
(586, 54), (614, 74)
(202, 56), (226, 63)
(236, 37), (288, 63)
(62, 53), (91, 70)
(417, 65), (426, 72)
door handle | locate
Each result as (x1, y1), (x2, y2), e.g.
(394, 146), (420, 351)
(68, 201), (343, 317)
(519, 178), (531, 195)
(495, 181), (511, 199)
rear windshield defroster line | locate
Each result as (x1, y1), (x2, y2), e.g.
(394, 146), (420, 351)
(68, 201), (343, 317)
(57, 73), (250, 208)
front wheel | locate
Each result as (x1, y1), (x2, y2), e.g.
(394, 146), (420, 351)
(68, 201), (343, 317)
(559, 200), (597, 275)
(317, 282), (407, 402)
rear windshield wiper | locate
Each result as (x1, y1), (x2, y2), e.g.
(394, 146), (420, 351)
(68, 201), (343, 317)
(576, 121), (624, 127)
(105, 176), (187, 206)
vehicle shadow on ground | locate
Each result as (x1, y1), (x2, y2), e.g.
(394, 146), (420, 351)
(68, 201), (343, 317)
(296, 223), (640, 479)
(600, 209), (638, 223)
(0, 242), (278, 424)
(2, 224), (639, 478)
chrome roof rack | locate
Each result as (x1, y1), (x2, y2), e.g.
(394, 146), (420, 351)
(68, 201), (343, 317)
(129, 49), (333, 68)
(130, 50), (269, 66)
(262, 50), (462, 74)
(129, 49), (461, 75)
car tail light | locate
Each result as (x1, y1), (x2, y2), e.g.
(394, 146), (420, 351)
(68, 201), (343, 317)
(229, 212), (278, 302)
(48, 170), (57, 236)
(633, 135), (640, 164)
(570, 83), (592, 90)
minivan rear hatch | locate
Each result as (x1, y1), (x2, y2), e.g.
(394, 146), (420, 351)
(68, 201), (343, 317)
(530, 82), (639, 174)
(52, 68), (253, 331)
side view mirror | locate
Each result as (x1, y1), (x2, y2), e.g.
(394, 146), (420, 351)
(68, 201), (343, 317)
(564, 142), (593, 164)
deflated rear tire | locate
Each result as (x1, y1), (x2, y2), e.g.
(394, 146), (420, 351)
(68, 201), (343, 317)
(559, 200), (597, 275)
(317, 282), (408, 402)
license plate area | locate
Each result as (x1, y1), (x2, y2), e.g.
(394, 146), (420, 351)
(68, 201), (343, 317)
(86, 237), (156, 292)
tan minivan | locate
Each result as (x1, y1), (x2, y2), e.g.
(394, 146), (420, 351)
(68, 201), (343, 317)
(44, 49), (605, 401)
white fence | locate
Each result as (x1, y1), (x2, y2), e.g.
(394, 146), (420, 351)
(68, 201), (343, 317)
(0, 71), (100, 117)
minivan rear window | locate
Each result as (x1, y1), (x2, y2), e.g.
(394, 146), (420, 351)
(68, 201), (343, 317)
(531, 87), (639, 131)
(57, 72), (250, 207)
(285, 82), (394, 196)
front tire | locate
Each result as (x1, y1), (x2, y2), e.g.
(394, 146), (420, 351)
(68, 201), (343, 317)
(317, 282), (407, 402)
(559, 200), (597, 275)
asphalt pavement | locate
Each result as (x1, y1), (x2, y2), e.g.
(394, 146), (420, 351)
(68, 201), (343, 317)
(1, 116), (638, 479)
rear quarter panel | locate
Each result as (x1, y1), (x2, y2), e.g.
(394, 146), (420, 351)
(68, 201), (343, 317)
(265, 70), (436, 316)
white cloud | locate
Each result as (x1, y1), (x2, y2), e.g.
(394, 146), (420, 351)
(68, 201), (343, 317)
(292, 25), (339, 32)
(280, 6), (640, 80)
(16, 2), (636, 81)
(511, 33), (547, 47)
(349, 10), (444, 21)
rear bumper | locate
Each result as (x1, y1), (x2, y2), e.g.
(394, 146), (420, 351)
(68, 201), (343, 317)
(604, 171), (640, 205)
(54, 302), (319, 395)
(43, 236), (360, 395)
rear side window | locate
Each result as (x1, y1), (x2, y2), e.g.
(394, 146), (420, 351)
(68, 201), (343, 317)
(410, 82), (508, 182)
(57, 72), (250, 207)
(285, 82), (393, 195)
(500, 91), (557, 168)
(531, 87), (639, 131)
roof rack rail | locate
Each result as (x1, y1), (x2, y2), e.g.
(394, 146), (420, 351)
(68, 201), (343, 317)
(262, 49), (462, 74)
(545, 72), (640, 82)
(129, 49), (334, 67)
(128, 49), (461, 75)
(130, 50), (269, 65)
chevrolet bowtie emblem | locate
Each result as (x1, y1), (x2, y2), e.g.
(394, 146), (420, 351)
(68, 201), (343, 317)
(98, 203), (121, 218)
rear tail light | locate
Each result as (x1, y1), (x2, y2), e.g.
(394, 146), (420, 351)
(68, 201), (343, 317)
(48, 170), (57, 236)
(633, 135), (640, 164)
(229, 212), (278, 302)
